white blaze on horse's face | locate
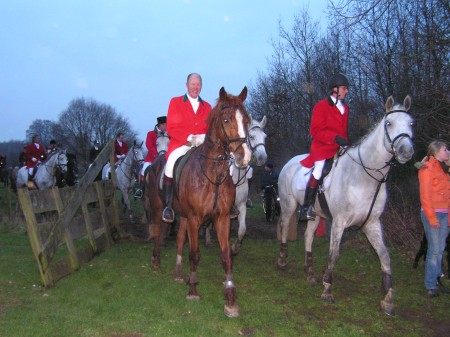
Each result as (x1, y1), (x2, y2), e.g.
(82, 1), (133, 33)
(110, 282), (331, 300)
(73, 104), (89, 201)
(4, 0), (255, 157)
(232, 110), (251, 167)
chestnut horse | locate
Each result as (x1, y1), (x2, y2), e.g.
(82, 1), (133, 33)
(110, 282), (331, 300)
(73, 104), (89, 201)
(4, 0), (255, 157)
(143, 87), (251, 317)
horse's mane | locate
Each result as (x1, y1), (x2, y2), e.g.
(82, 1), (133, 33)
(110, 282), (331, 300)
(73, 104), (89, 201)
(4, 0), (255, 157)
(350, 102), (407, 147)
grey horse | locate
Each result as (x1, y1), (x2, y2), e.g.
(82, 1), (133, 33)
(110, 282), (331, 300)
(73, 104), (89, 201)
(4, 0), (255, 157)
(276, 96), (414, 316)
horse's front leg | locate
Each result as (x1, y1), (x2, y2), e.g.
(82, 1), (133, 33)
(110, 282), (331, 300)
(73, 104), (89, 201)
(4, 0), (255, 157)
(231, 201), (247, 255)
(363, 220), (395, 316)
(215, 214), (239, 318)
(173, 217), (187, 282)
(186, 218), (201, 301)
(277, 198), (297, 269)
(321, 222), (344, 304)
(304, 217), (320, 283)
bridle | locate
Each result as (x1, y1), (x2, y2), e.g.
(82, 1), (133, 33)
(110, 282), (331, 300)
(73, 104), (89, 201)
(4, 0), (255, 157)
(340, 109), (413, 227)
(156, 132), (170, 156)
(117, 146), (144, 183)
(199, 106), (249, 213)
(247, 125), (265, 153)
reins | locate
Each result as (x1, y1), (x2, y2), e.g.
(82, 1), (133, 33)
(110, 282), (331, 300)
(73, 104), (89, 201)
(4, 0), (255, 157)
(198, 105), (249, 217)
(117, 147), (143, 184)
(340, 109), (413, 228)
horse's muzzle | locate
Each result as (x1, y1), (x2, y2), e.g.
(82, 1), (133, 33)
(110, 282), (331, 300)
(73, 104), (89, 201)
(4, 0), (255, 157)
(232, 143), (251, 168)
(396, 137), (414, 164)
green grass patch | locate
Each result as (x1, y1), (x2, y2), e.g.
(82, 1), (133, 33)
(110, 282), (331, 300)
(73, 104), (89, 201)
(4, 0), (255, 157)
(1, 230), (449, 337)
(1, 185), (448, 336)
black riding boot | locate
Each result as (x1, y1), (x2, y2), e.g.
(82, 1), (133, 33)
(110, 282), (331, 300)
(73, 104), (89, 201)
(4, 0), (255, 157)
(300, 176), (318, 221)
(162, 177), (174, 223)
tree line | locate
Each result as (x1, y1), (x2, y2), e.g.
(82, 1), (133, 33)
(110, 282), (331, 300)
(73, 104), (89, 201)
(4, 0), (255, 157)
(245, 0), (449, 246)
(0, 97), (138, 171)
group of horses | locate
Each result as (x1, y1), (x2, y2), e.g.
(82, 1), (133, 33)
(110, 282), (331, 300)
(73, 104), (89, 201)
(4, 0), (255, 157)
(141, 89), (414, 318)
(7, 87), (416, 318)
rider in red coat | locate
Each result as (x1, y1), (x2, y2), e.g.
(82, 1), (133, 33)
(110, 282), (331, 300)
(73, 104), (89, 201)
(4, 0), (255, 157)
(299, 73), (351, 221)
(162, 73), (212, 223)
(140, 116), (168, 180)
(114, 132), (129, 163)
(24, 134), (46, 184)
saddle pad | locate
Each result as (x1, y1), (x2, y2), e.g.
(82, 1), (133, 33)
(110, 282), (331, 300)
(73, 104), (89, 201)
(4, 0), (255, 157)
(294, 165), (312, 190)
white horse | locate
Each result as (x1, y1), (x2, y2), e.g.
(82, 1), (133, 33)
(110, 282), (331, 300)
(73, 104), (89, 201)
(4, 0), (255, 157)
(103, 142), (144, 218)
(276, 96), (414, 316)
(16, 150), (69, 189)
(230, 115), (267, 254)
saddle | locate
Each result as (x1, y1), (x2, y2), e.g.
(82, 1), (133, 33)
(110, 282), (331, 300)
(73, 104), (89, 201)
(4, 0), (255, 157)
(316, 152), (348, 220)
(158, 147), (198, 190)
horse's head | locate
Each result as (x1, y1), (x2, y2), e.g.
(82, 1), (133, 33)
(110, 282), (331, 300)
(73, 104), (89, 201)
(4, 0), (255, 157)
(56, 150), (69, 173)
(131, 141), (145, 163)
(207, 87), (251, 168)
(383, 95), (414, 164)
(156, 132), (170, 156)
(248, 115), (268, 166)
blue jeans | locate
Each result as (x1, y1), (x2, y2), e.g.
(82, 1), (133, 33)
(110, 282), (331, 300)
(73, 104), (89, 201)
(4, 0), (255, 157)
(421, 211), (449, 290)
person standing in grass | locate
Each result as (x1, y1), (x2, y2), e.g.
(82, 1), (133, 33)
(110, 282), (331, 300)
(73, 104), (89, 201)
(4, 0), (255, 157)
(417, 140), (450, 297)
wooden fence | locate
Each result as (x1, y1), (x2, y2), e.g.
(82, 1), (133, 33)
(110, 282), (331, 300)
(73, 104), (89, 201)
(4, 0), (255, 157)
(17, 140), (122, 288)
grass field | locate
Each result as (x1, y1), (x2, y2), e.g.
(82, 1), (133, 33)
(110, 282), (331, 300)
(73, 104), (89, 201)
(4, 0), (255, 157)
(0, 186), (449, 337)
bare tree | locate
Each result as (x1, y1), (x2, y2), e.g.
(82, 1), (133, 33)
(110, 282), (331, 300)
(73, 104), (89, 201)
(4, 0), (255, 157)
(25, 119), (57, 146)
(54, 97), (138, 168)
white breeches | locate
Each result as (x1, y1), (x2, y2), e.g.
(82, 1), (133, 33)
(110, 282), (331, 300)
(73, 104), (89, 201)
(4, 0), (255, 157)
(312, 160), (325, 180)
(141, 161), (151, 176)
(164, 145), (191, 178)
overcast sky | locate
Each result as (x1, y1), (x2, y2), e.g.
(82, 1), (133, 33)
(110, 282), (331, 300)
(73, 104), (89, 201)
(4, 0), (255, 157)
(0, 0), (328, 143)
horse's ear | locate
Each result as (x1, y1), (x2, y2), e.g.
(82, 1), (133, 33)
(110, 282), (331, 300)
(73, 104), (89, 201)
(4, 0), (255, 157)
(248, 114), (253, 123)
(140, 141), (143, 147)
(239, 86), (248, 102)
(219, 87), (227, 100)
(403, 95), (412, 112)
(260, 115), (267, 128)
(133, 140), (136, 146)
(385, 96), (395, 113)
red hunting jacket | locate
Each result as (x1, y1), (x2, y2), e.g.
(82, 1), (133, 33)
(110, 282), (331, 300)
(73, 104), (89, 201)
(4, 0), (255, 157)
(145, 129), (158, 163)
(166, 94), (211, 158)
(114, 140), (128, 163)
(24, 143), (46, 169)
(301, 97), (349, 168)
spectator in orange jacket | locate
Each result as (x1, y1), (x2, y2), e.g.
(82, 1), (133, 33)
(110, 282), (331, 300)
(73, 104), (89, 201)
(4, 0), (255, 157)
(417, 140), (450, 297)
(162, 73), (212, 223)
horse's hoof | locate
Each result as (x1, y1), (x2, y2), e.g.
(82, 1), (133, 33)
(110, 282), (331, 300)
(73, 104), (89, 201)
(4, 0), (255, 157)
(321, 293), (335, 303)
(174, 276), (185, 283)
(307, 275), (319, 283)
(231, 244), (240, 256)
(277, 258), (287, 270)
(151, 257), (160, 269)
(380, 300), (395, 317)
(186, 294), (200, 301)
(224, 304), (240, 318)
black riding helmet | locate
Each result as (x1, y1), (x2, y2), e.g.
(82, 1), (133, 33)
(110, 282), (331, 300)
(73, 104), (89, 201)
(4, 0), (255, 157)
(328, 73), (349, 89)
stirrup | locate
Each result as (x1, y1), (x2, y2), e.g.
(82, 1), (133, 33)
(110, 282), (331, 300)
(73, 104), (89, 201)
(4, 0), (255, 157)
(134, 188), (143, 199)
(306, 206), (316, 221)
(162, 207), (175, 223)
